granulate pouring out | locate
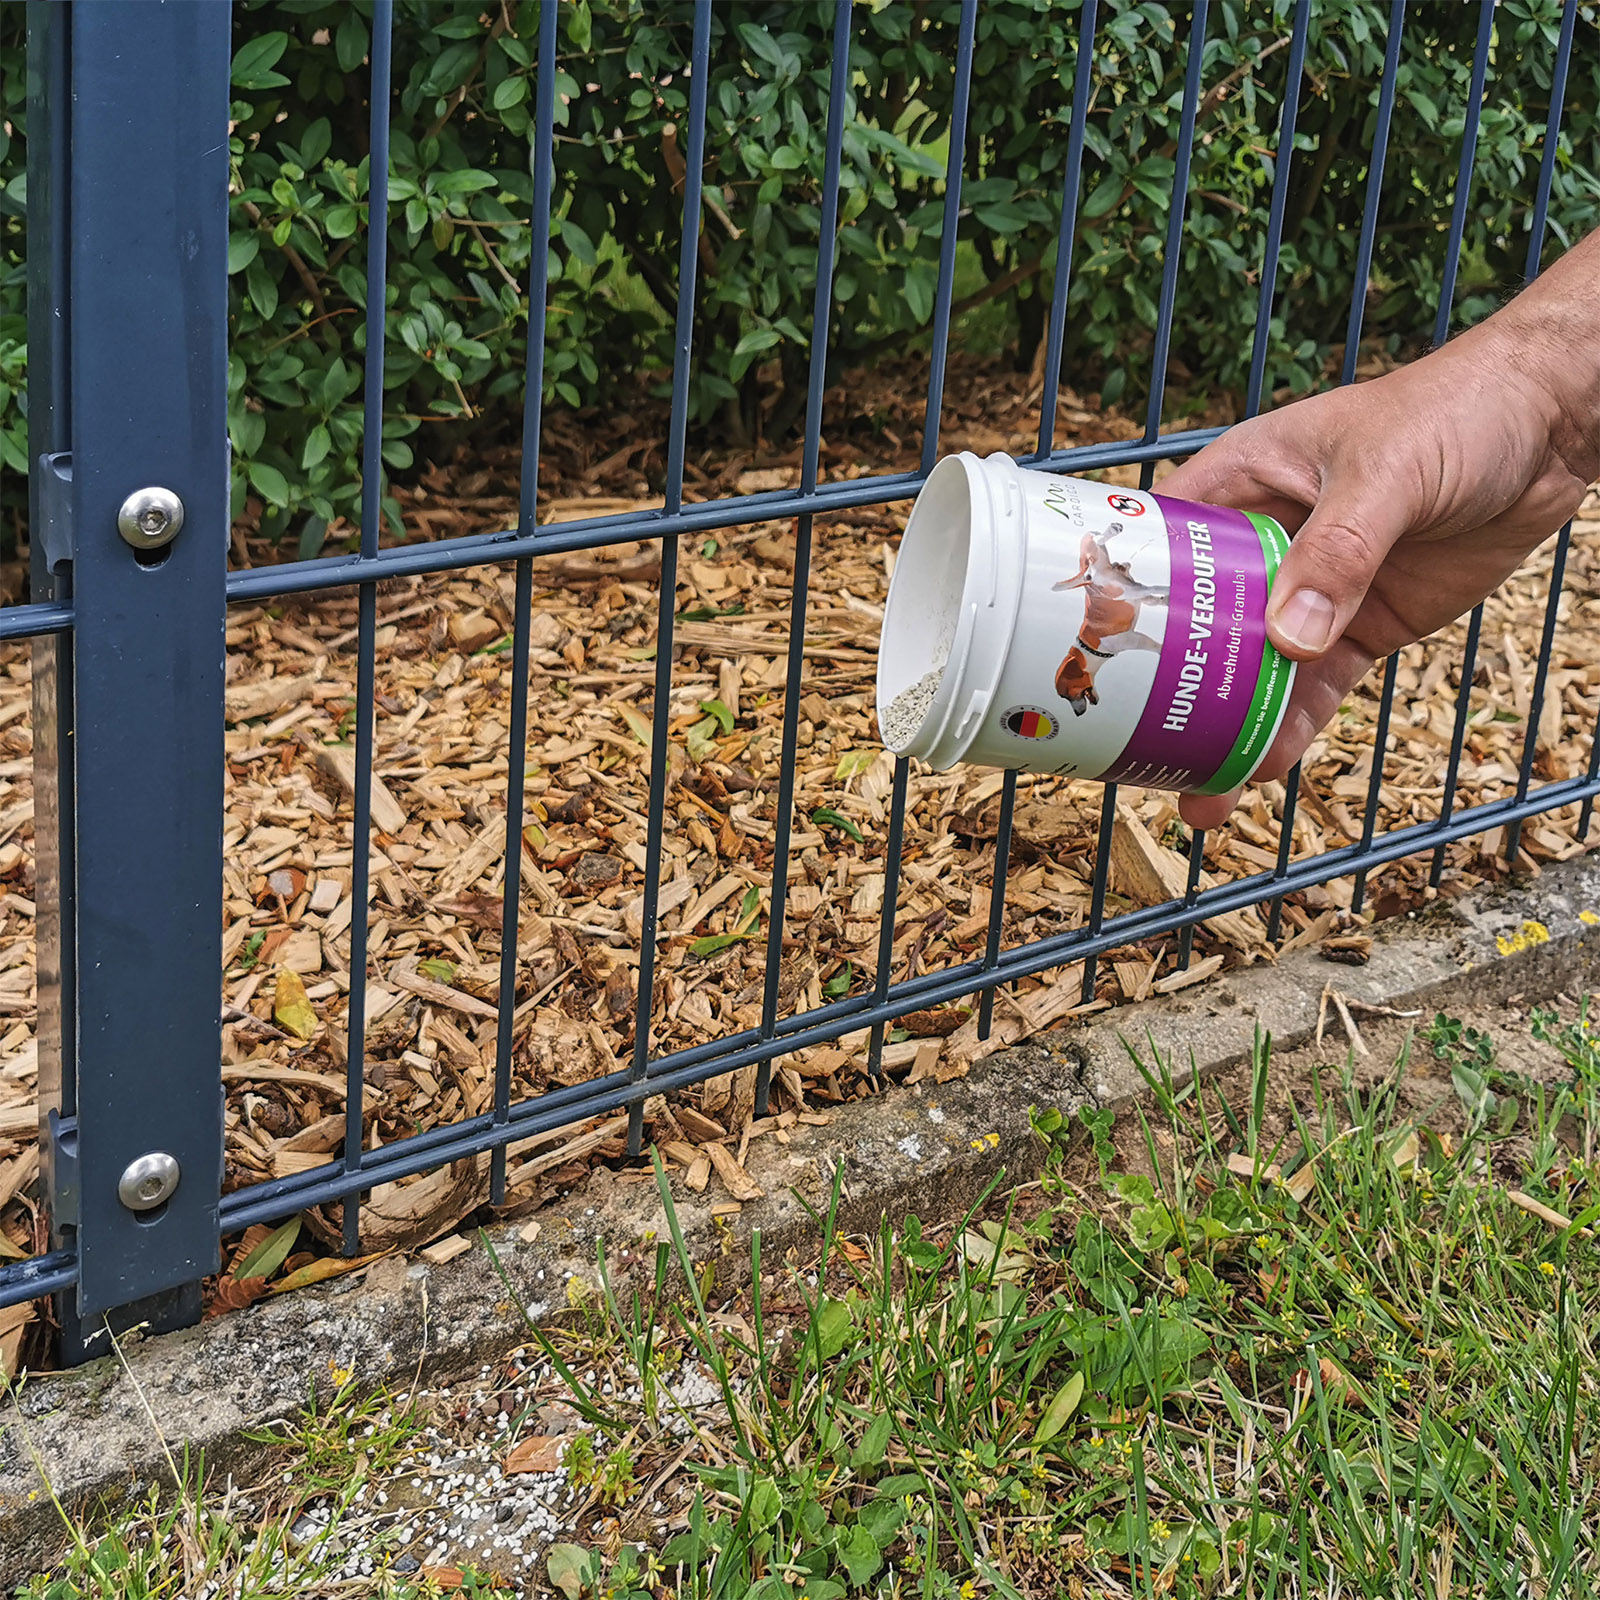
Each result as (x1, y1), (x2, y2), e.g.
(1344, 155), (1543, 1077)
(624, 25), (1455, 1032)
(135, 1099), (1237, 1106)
(884, 667), (944, 748)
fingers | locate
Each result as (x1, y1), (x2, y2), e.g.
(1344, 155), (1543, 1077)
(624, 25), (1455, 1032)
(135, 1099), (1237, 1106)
(1177, 641), (1374, 831)
(1178, 785), (1241, 833)
(1158, 432), (1264, 508)
(1264, 469), (1416, 660)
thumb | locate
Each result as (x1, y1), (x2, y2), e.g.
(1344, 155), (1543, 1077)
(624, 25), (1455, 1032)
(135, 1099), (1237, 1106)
(1266, 477), (1411, 661)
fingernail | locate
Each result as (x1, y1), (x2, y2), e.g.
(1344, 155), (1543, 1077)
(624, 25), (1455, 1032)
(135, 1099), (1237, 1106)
(1270, 588), (1335, 653)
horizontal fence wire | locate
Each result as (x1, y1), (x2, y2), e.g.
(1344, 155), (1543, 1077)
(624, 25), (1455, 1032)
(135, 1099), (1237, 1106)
(0, 604), (74, 642)
(198, 770), (1600, 1242)
(3, 0), (1593, 1310)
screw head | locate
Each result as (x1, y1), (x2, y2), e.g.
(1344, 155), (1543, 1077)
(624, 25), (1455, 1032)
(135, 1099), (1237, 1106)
(116, 487), (185, 551)
(118, 1152), (180, 1212)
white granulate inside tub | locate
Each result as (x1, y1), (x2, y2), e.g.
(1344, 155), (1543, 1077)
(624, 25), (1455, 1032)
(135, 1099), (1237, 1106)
(883, 668), (943, 749)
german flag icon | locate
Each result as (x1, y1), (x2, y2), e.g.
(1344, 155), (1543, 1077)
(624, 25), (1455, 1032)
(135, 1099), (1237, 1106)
(1002, 705), (1058, 742)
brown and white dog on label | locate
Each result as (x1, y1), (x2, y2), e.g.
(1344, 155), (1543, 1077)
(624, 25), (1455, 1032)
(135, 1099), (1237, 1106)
(1052, 526), (1169, 715)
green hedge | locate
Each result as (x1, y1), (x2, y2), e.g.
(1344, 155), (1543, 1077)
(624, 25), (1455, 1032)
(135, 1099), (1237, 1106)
(1, 1), (1595, 554)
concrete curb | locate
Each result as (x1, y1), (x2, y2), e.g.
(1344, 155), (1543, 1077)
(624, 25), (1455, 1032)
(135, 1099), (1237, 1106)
(4, 854), (1599, 1583)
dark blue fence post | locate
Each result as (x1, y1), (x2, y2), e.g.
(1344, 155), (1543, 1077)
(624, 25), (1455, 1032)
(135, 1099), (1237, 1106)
(41, 1), (232, 1348)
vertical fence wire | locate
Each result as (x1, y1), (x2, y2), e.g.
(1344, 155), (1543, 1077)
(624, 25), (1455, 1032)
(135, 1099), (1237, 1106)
(1428, 0), (1497, 888)
(865, 0), (976, 1075)
(1034, 0), (1098, 459)
(919, 0), (978, 477)
(754, 0), (854, 1119)
(1340, 1), (1405, 391)
(1221, 0), (1309, 953)
(1079, 784), (1118, 1004)
(971, 0), (1097, 1034)
(1350, 652), (1398, 915)
(628, 0), (713, 1157)
(1082, 0), (1207, 1005)
(341, 0), (393, 1256)
(1175, 825), (1204, 969)
(866, 759), (911, 1078)
(488, 0), (559, 1205)
(975, 771), (1018, 1040)
(1243, 0), (1312, 421)
(1312, 0), (1401, 936)
(1505, 0), (1578, 866)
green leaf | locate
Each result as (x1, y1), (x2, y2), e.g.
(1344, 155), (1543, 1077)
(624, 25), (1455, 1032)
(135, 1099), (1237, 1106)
(688, 931), (753, 958)
(323, 204), (360, 240)
(334, 10), (369, 72)
(834, 748), (874, 780)
(902, 268), (935, 325)
(245, 258), (278, 321)
(811, 1296), (854, 1360)
(232, 1215), (301, 1283)
(231, 32), (290, 90)
(248, 462), (291, 507)
(685, 717), (720, 763)
(852, 1412), (892, 1469)
(300, 118), (332, 169)
(836, 1523), (882, 1586)
(227, 233), (260, 275)
(432, 169), (500, 197)
(735, 886), (761, 931)
(700, 698), (734, 735)
(297, 516), (329, 562)
(418, 958), (457, 983)
(733, 326), (781, 359)
(812, 807), (864, 843)
(823, 963), (852, 998)
(1082, 178), (1123, 219)
(874, 1472), (928, 1499)
(1034, 1370), (1085, 1444)
(493, 75), (529, 111)
(301, 425), (332, 472)
(738, 22), (791, 74)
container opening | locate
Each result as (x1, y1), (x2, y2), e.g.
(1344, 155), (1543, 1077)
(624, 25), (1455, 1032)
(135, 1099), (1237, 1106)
(878, 456), (972, 751)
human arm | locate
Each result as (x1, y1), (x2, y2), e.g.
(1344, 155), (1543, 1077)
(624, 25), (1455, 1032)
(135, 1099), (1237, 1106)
(1159, 229), (1600, 830)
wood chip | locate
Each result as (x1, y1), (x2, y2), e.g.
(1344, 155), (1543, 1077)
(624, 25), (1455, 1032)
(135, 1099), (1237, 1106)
(1226, 1153), (1282, 1182)
(1110, 805), (1266, 953)
(703, 1140), (764, 1201)
(418, 1233), (475, 1265)
(390, 964), (499, 1019)
(314, 744), (408, 835)
(1152, 954), (1224, 993)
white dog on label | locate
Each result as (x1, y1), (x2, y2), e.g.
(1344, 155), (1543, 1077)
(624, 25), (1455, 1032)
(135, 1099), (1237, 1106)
(1052, 525), (1169, 715)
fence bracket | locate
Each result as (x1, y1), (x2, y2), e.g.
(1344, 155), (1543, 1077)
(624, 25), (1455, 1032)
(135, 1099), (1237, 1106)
(35, 452), (73, 577)
(44, 1109), (78, 1231)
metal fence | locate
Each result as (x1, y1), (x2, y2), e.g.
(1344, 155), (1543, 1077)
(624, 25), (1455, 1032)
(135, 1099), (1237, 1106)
(1, 0), (1592, 1358)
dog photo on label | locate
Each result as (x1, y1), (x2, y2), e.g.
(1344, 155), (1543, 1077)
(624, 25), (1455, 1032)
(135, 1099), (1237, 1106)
(1052, 523), (1170, 714)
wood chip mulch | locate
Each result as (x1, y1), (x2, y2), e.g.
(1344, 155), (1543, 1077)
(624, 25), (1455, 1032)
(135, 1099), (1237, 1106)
(1, 351), (1597, 1339)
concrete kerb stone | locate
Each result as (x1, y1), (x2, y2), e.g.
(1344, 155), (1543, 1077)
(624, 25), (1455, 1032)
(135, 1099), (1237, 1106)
(2, 851), (1598, 1583)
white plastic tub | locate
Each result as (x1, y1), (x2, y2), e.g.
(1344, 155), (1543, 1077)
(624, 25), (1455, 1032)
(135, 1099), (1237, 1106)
(876, 452), (1296, 796)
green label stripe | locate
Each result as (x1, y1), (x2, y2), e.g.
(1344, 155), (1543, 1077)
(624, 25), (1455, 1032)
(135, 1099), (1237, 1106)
(1193, 513), (1296, 797)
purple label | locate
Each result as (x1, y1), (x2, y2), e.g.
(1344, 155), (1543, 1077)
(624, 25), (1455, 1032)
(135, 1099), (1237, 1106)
(1100, 494), (1270, 790)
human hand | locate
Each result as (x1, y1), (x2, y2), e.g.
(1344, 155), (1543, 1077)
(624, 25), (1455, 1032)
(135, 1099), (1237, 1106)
(1161, 232), (1600, 830)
